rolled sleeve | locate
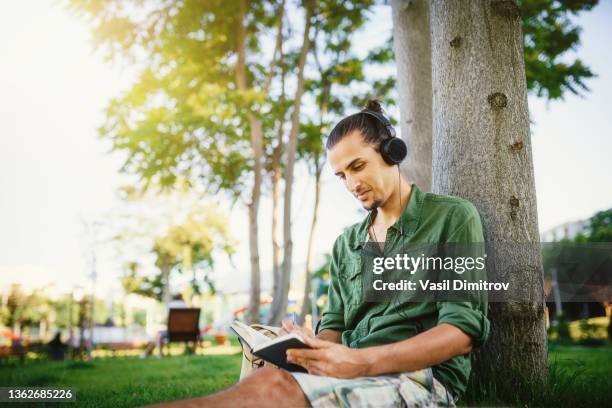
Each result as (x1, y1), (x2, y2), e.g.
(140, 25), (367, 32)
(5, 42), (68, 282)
(315, 238), (346, 335)
(437, 301), (490, 347)
(438, 201), (490, 347)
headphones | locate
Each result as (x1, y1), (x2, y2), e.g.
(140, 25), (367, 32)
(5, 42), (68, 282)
(360, 110), (407, 166)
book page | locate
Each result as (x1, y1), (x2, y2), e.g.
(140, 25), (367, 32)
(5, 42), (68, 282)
(231, 321), (272, 349)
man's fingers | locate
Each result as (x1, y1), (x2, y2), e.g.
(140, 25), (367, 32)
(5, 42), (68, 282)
(287, 348), (321, 360)
(280, 319), (295, 335)
(288, 351), (330, 375)
(280, 319), (315, 339)
(306, 361), (328, 376)
(287, 347), (325, 361)
(292, 327), (313, 340)
(303, 336), (333, 349)
(296, 326), (315, 339)
(281, 319), (295, 331)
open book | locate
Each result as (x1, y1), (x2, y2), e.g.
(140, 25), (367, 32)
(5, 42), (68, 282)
(230, 320), (310, 372)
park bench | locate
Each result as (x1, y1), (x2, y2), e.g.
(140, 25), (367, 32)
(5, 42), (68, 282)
(162, 308), (202, 355)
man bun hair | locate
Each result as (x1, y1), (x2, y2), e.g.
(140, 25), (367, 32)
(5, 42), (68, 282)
(363, 98), (383, 114)
(325, 98), (390, 151)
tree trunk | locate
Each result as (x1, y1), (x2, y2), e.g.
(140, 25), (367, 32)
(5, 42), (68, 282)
(299, 161), (323, 324)
(161, 257), (171, 308)
(391, 0), (432, 191)
(298, 66), (328, 325)
(270, 51), (287, 310)
(236, 0), (262, 324)
(268, 0), (316, 325)
(429, 0), (547, 401)
(246, 198), (262, 324)
(271, 142), (283, 308)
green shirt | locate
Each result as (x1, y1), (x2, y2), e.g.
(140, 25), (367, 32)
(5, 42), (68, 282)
(315, 184), (490, 398)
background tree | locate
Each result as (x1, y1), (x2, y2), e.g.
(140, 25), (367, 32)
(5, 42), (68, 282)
(391, 0), (433, 191)
(68, 0), (291, 323)
(1, 285), (47, 335)
(70, 0), (369, 324)
(267, 0), (399, 324)
(563, 208), (612, 339)
(267, 0), (317, 325)
(292, 4), (397, 323)
(2, 284), (26, 331)
(70, 0), (402, 325)
(581, 209), (612, 242)
(119, 205), (236, 304)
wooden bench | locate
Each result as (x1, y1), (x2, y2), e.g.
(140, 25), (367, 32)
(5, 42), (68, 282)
(162, 308), (201, 355)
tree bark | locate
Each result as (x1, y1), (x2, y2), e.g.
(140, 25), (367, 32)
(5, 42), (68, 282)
(429, 0), (547, 401)
(270, 137), (283, 309)
(268, 0), (316, 325)
(391, 0), (432, 191)
(299, 159), (323, 324)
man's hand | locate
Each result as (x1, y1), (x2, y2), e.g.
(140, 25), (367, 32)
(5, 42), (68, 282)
(279, 319), (315, 339)
(286, 336), (370, 378)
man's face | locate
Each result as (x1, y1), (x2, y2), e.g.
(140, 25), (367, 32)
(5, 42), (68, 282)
(328, 130), (395, 211)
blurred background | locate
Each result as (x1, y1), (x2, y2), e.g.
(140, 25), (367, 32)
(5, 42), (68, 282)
(0, 0), (611, 405)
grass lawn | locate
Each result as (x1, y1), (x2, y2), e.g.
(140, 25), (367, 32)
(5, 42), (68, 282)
(0, 342), (243, 407)
(539, 344), (612, 407)
(0, 342), (610, 407)
(465, 344), (612, 407)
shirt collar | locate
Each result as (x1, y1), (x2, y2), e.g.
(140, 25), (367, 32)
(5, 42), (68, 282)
(351, 183), (425, 250)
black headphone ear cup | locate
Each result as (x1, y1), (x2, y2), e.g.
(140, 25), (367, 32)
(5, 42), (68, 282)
(380, 137), (407, 165)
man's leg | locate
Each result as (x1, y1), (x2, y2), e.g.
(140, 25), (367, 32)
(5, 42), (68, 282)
(141, 340), (155, 357)
(156, 331), (167, 357)
(147, 367), (308, 407)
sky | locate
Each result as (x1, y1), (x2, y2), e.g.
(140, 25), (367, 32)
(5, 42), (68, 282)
(1, 1), (611, 296)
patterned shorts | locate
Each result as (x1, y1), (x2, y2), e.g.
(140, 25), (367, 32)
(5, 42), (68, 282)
(290, 367), (455, 408)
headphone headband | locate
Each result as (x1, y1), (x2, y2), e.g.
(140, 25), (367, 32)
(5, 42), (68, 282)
(360, 110), (406, 165)
(361, 110), (396, 139)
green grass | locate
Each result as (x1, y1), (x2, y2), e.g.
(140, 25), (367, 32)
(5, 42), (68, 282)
(0, 343), (610, 407)
(541, 345), (612, 407)
(0, 348), (242, 407)
(466, 345), (612, 407)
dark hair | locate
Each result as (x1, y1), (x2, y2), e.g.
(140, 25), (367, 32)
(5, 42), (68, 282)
(325, 99), (389, 151)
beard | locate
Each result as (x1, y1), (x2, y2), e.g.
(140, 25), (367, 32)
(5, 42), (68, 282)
(363, 198), (382, 211)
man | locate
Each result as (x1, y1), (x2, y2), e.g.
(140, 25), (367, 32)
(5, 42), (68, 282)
(154, 101), (489, 407)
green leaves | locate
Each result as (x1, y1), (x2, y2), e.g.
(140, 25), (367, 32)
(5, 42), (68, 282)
(119, 202), (237, 301)
(519, 0), (598, 100)
(585, 209), (612, 242)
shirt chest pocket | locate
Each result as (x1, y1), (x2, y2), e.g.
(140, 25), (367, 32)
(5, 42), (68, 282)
(338, 261), (362, 306)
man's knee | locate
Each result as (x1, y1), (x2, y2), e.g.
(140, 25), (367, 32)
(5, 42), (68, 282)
(248, 367), (305, 401)
(252, 367), (294, 387)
